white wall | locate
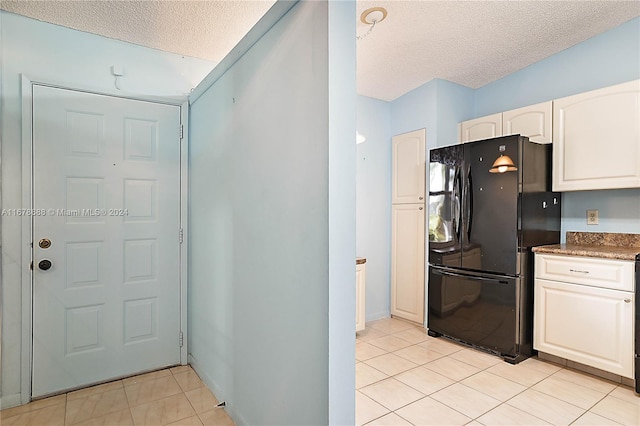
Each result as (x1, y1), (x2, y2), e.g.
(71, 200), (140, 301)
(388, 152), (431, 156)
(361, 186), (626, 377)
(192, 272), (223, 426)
(0, 11), (214, 407)
(188, 1), (355, 424)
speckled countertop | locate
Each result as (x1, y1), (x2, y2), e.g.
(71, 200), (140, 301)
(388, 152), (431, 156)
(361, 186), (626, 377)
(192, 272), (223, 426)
(532, 232), (640, 261)
(356, 257), (366, 265)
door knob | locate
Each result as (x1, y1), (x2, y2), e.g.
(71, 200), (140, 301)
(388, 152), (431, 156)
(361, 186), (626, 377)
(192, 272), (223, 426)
(39, 238), (51, 249)
(38, 259), (52, 271)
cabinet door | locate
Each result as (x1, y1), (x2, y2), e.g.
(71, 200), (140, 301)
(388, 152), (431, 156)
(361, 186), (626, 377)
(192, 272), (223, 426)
(356, 263), (366, 332)
(553, 79), (640, 191)
(503, 101), (552, 144)
(391, 204), (425, 324)
(459, 113), (502, 143)
(534, 278), (634, 378)
(392, 129), (426, 204)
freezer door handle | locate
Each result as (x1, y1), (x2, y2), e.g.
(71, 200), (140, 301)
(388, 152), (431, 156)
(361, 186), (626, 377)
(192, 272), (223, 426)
(434, 268), (509, 284)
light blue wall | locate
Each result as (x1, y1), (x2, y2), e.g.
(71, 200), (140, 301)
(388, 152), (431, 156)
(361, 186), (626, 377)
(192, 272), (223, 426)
(390, 79), (474, 148)
(474, 17), (640, 116)
(0, 11), (213, 408)
(327, 1), (357, 423)
(356, 96), (391, 321)
(188, 1), (355, 424)
(390, 79), (437, 139)
(474, 17), (640, 240)
(434, 79), (475, 147)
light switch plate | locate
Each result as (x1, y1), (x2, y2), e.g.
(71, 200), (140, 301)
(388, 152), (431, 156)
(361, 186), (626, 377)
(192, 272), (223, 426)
(587, 209), (599, 225)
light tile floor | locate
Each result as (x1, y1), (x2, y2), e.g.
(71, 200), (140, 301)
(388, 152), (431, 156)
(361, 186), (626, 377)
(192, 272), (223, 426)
(0, 365), (234, 426)
(357, 317), (640, 426)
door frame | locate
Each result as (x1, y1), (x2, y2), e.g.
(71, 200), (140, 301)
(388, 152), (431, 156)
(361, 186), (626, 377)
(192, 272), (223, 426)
(20, 75), (189, 403)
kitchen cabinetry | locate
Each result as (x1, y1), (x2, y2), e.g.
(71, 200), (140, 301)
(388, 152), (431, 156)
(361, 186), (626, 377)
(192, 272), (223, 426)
(459, 102), (552, 144)
(391, 129), (426, 324)
(391, 204), (425, 324)
(502, 102), (552, 144)
(459, 113), (502, 143)
(552, 79), (640, 191)
(534, 253), (635, 378)
(392, 129), (426, 204)
(356, 260), (366, 332)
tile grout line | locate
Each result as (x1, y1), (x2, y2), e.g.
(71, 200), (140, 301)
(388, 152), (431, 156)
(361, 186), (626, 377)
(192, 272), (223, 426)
(359, 319), (638, 426)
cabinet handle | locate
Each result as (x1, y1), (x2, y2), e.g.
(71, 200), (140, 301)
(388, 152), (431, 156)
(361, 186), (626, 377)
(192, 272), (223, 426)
(569, 269), (589, 274)
(419, 196), (424, 200)
(624, 298), (631, 303)
(419, 207), (423, 210)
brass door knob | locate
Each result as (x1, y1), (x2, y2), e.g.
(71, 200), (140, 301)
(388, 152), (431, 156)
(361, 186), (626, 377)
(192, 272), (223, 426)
(39, 238), (51, 249)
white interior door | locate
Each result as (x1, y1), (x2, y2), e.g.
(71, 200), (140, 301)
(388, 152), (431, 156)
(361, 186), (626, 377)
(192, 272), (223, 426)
(31, 85), (182, 397)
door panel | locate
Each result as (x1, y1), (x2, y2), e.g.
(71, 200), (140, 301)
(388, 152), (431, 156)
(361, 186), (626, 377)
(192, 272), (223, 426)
(392, 129), (426, 204)
(464, 137), (519, 275)
(428, 145), (463, 268)
(391, 204), (425, 323)
(32, 85), (182, 397)
(428, 266), (517, 356)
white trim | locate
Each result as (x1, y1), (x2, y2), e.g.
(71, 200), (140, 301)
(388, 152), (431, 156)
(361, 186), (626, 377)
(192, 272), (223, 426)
(20, 75), (34, 405)
(18, 74), (186, 106)
(179, 101), (189, 364)
(19, 75), (189, 403)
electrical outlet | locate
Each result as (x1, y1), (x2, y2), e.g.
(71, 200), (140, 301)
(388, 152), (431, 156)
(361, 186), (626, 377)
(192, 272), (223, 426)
(587, 209), (599, 225)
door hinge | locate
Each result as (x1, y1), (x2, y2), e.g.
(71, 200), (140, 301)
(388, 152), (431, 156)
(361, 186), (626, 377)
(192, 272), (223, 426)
(180, 125), (184, 140)
(179, 331), (184, 347)
(179, 228), (184, 244)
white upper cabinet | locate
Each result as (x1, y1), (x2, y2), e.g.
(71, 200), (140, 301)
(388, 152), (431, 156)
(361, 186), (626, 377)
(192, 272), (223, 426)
(392, 129), (426, 204)
(553, 80), (640, 191)
(459, 103), (553, 144)
(459, 113), (502, 143)
(502, 101), (552, 144)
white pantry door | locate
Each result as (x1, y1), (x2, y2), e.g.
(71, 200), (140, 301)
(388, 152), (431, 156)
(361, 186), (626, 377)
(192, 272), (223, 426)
(31, 85), (182, 397)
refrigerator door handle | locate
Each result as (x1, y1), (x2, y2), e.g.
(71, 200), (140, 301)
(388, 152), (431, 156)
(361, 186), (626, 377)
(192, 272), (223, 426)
(454, 168), (462, 241)
(467, 170), (473, 242)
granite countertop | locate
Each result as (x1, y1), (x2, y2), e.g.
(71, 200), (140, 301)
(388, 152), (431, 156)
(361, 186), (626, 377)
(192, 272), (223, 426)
(356, 257), (366, 265)
(532, 232), (640, 261)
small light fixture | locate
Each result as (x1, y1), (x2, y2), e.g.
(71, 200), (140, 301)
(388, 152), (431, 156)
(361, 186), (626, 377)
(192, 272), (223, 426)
(489, 145), (517, 173)
(357, 7), (388, 40)
(356, 131), (366, 144)
(360, 7), (387, 25)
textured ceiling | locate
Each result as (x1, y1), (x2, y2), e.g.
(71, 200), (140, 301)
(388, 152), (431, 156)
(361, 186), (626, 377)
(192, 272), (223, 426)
(0, 0), (276, 64)
(356, 0), (640, 100)
(2, 1), (639, 101)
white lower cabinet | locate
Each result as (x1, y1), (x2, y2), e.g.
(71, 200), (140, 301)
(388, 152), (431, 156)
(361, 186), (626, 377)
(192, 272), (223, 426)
(356, 262), (366, 332)
(391, 204), (425, 324)
(534, 254), (635, 378)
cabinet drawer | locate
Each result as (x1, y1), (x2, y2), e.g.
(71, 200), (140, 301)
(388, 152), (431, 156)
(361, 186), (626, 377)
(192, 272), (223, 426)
(535, 254), (634, 291)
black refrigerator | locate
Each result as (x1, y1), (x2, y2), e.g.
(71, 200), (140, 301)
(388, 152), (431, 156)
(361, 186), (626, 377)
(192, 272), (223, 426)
(427, 135), (560, 364)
